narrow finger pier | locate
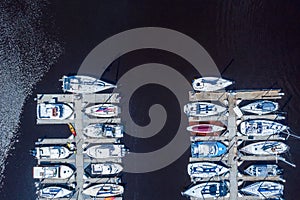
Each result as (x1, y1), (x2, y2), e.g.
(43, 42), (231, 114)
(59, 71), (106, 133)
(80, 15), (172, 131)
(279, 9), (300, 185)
(32, 75), (127, 200)
(182, 77), (296, 200)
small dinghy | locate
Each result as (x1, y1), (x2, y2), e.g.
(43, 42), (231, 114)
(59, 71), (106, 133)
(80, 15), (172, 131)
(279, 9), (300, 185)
(83, 124), (123, 138)
(184, 102), (226, 117)
(244, 164), (283, 177)
(62, 75), (116, 94)
(84, 104), (120, 118)
(182, 181), (229, 198)
(187, 162), (229, 178)
(32, 146), (72, 159)
(240, 181), (283, 198)
(39, 186), (73, 198)
(37, 103), (73, 120)
(191, 142), (227, 158)
(240, 100), (279, 115)
(192, 77), (233, 92)
(240, 141), (289, 155)
(239, 120), (287, 136)
(84, 144), (127, 159)
(187, 124), (225, 134)
(33, 165), (74, 179)
(83, 184), (124, 197)
(91, 163), (123, 175)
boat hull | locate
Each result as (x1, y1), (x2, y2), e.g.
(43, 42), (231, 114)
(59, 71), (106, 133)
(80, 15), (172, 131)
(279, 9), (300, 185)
(33, 165), (74, 179)
(85, 144), (127, 159)
(34, 146), (72, 159)
(37, 103), (73, 120)
(240, 120), (287, 136)
(84, 104), (120, 117)
(91, 163), (123, 175)
(192, 77), (233, 91)
(184, 102), (226, 117)
(83, 124), (123, 138)
(187, 162), (229, 178)
(191, 142), (227, 158)
(241, 100), (279, 115)
(62, 75), (116, 93)
(241, 141), (289, 155)
(187, 124), (225, 134)
(244, 164), (282, 177)
(182, 182), (229, 198)
(83, 184), (124, 197)
(241, 181), (283, 198)
(39, 186), (73, 198)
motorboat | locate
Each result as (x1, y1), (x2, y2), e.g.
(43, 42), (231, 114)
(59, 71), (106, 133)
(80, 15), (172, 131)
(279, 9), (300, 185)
(187, 124), (225, 134)
(191, 142), (227, 158)
(187, 162), (229, 178)
(83, 184), (124, 197)
(240, 181), (283, 198)
(32, 146), (72, 159)
(83, 124), (123, 138)
(61, 75), (116, 93)
(239, 120), (287, 136)
(244, 164), (283, 177)
(182, 181), (229, 198)
(37, 103), (73, 119)
(84, 144), (127, 159)
(91, 163), (123, 175)
(39, 186), (73, 198)
(184, 102), (226, 117)
(240, 100), (279, 115)
(84, 104), (120, 117)
(192, 77), (233, 91)
(240, 141), (289, 155)
(33, 165), (74, 179)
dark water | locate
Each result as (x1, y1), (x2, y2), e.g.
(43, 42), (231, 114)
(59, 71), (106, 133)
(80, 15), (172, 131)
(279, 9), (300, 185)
(1, 1), (300, 200)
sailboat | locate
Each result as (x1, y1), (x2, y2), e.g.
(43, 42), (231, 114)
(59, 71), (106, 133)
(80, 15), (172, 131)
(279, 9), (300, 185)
(239, 120), (287, 136)
(240, 100), (279, 115)
(244, 164), (283, 177)
(84, 104), (120, 117)
(192, 77), (233, 91)
(240, 141), (289, 155)
(187, 162), (229, 178)
(83, 124), (123, 138)
(240, 181), (283, 198)
(39, 186), (73, 198)
(62, 75), (116, 93)
(182, 181), (229, 198)
(83, 184), (124, 197)
(191, 142), (227, 158)
(184, 102), (226, 117)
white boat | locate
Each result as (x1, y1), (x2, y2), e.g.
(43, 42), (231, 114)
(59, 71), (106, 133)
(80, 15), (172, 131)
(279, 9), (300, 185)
(83, 183), (124, 197)
(91, 163), (123, 175)
(62, 75), (116, 93)
(187, 124), (225, 134)
(240, 181), (283, 198)
(84, 104), (120, 118)
(240, 141), (289, 155)
(182, 182), (228, 198)
(191, 142), (227, 158)
(184, 102), (226, 117)
(85, 144), (127, 159)
(187, 162), (229, 178)
(192, 77), (233, 91)
(83, 124), (123, 138)
(244, 164), (283, 177)
(33, 165), (74, 179)
(39, 186), (73, 198)
(37, 103), (73, 119)
(240, 120), (287, 136)
(240, 100), (279, 115)
(32, 146), (72, 159)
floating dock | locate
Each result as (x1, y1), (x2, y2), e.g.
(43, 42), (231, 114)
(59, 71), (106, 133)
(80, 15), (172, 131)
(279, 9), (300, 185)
(34, 93), (124, 200)
(186, 89), (287, 200)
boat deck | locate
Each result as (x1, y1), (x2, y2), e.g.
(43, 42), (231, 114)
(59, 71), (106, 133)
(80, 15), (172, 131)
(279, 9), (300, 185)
(35, 93), (124, 200)
(187, 89), (285, 200)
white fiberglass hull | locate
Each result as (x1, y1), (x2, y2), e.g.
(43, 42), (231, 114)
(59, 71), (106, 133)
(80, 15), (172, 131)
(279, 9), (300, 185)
(33, 165), (74, 179)
(62, 75), (116, 93)
(85, 144), (127, 159)
(240, 120), (287, 136)
(241, 181), (283, 198)
(39, 186), (73, 198)
(241, 100), (279, 115)
(182, 182), (229, 198)
(241, 141), (289, 155)
(84, 104), (120, 117)
(192, 77), (233, 91)
(83, 184), (124, 197)
(37, 103), (73, 120)
(187, 162), (229, 178)
(184, 102), (226, 117)
(91, 163), (123, 175)
(34, 146), (72, 159)
(83, 124), (123, 138)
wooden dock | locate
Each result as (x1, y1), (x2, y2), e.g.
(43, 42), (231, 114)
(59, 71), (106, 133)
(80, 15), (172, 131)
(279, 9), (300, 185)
(35, 93), (124, 200)
(187, 89), (286, 200)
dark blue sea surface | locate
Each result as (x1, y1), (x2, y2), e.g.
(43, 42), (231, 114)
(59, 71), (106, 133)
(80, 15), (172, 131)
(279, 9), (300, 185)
(1, 1), (300, 200)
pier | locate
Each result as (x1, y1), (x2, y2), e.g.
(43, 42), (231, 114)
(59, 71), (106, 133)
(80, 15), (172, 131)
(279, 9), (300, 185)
(34, 93), (124, 199)
(187, 89), (286, 199)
